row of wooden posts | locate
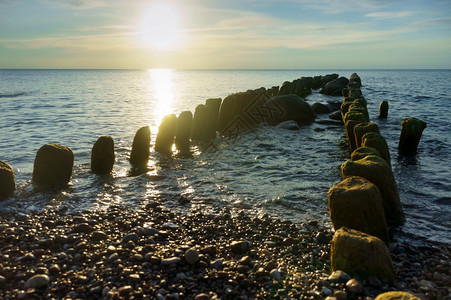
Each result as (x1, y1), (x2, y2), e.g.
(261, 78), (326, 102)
(326, 73), (427, 284)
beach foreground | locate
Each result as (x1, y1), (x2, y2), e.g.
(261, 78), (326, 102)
(0, 201), (449, 299)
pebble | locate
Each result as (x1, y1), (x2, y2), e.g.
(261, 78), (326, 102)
(118, 285), (133, 296)
(194, 293), (210, 300)
(163, 222), (179, 229)
(329, 270), (351, 283)
(122, 233), (139, 243)
(346, 278), (364, 294)
(91, 230), (108, 241)
(210, 259), (223, 269)
(230, 240), (250, 254)
(270, 269), (281, 281)
(323, 286), (333, 296)
(161, 257), (181, 265)
(184, 249), (200, 265)
(24, 274), (49, 289)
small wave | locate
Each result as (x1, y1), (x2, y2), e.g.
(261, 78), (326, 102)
(0, 92), (29, 98)
(434, 197), (451, 205)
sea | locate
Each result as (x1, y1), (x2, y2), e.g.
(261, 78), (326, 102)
(0, 69), (450, 246)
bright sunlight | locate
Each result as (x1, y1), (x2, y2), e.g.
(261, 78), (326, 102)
(139, 2), (185, 51)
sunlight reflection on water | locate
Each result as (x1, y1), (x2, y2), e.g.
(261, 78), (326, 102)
(148, 69), (174, 133)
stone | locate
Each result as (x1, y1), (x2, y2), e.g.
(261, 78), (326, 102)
(267, 94), (315, 125)
(0, 161), (15, 200)
(184, 249), (200, 265)
(91, 135), (115, 174)
(230, 240), (250, 254)
(354, 122), (380, 148)
(328, 176), (389, 241)
(351, 146), (382, 161)
(328, 270), (351, 283)
(379, 100), (389, 118)
(341, 155), (405, 225)
(210, 259), (223, 269)
(362, 132), (391, 168)
(155, 114), (177, 155)
(398, 117), (427, 156)
(194, 293), (210, 300)
(32, 144), (74, 187)
(329, 111), (343, 122)
(122, 233), (139, 243)
(320, 77), (349, 96)
(161, 257), (181, 265)
(130, 126), (151, 168)
(270, 269), (282, 281)
(320, 73), (339, 86)
(91, 230), (108, 241)
(375, 291), (421, 300)
(346, 278), (364, 294)
(24, 274), (50, 289)
(312, 102), (331, 114)
(277, 120), (300, 130)
(175, 111), (193, 154)
(330, 227), (396, 283)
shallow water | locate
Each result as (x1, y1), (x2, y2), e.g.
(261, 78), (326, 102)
(0, 69), (450, 245)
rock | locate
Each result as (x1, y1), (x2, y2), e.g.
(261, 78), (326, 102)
(330, 227), (396, 283)
(346, 278), (364, 294)
(351, 146), (382, 161)
(72, 223), (94, 234)
(328, 270), (351, 283)
(0, 161), (15, 200)
(398, 117), (427, 156)
(161, 257), (181, 265)
(320, 77), (349, 96)
(91, 135), (115, 174)
(184, 249), (200, 265)
(122, 233), (139, 243)
(270, 269), (281, 281)
(194, 293), (210, 300)
(174, 111), (193, 154)
(379, 100), (389, 118)
(230, 240), (250, 254)
(210, 259), (223, 269)
(362, 132), (391, 168)
(354, 122), (380, 149)
(118, 285), (133, 296)
(312, 102), (331, 114)
(91, 230), (108, 241)
(155, 114), (177, 155)
(24, 274), (50, 289)
(277, 120), (300, 130)
(341, 155), (405, 225)
(130, 126), (151, 168)
(321, 74), (339, 86)
(32, 144), (74, 187)
(328, 176), (389, 241)
(329, 111), (343, 121)
(267, 94), (315, 125)
(375, 291), (421, 300)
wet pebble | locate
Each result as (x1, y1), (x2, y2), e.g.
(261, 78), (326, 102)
(24, 274), (49, 289)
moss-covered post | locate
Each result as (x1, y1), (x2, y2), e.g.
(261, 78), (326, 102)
(91, 135), (115, 174)
(398, 117), (427, 156)
(0, 161), (15, 200)
(379, 101), (389, 118)
(175, 111), (193, 154)
(130, 126), (151, 169)
(155, 114), (178, 155)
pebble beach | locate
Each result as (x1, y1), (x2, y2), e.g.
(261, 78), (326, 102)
(1, 200), (450, 299)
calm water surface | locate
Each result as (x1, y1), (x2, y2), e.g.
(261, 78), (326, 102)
(0, 69), (450, 245)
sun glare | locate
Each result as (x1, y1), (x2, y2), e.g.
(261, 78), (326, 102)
(140, 2), (184, 51)
(148, 68), (174, 132)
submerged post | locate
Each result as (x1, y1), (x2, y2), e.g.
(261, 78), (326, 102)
(379, 101), (389, 118)
(398, 117), (427, 156)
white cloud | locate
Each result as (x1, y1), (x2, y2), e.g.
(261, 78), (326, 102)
(366, 11), (416, 19)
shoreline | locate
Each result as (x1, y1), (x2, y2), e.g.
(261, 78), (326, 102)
(1, 202), (449, 299)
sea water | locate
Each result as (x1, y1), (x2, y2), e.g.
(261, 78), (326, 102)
(0, 69), (450, 245)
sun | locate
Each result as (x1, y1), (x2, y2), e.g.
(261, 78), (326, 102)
(139, 2), (184, 51)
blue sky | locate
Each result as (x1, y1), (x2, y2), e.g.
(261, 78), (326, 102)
(0, 0), (450, 69)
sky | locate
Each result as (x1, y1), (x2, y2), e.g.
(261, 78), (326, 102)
(0, 0), (450, 69)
